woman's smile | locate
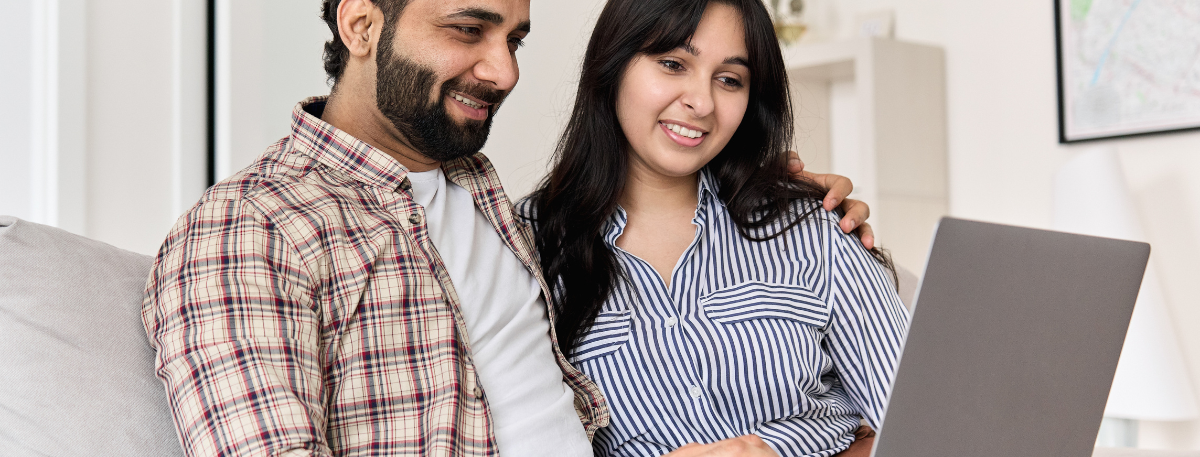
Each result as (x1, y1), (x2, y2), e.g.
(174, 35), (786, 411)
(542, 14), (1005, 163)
(659, 121), (708, 147)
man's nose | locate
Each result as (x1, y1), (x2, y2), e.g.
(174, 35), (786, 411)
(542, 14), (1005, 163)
(472, 40), (520, 92)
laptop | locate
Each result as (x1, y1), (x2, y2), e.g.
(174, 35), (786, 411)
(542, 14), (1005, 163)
(871, 217), (1150, 457)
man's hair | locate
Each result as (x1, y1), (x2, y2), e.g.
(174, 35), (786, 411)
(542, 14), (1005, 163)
(321, 0), (411, 85)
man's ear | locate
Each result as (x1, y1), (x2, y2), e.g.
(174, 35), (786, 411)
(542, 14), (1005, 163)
(338, 0), (382, 58)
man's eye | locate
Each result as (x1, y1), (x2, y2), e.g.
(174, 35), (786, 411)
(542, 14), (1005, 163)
(658, 60), (684, 72)
(456, 26), (482, 36)
(509, 37), (526, 48)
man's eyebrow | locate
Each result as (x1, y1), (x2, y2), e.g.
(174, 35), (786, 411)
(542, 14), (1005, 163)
(446, 8), (531, 33)
(447, 8), (504, 24)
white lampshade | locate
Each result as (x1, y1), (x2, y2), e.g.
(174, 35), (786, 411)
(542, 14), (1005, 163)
(1052, 147), (1198, 421)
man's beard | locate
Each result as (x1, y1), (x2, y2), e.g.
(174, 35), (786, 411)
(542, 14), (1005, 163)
(375, 36), (505, 162)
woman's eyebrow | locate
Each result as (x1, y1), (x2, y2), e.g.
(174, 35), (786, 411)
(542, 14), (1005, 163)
(677, 44), (748, 67)
(723, 56), (750, 68)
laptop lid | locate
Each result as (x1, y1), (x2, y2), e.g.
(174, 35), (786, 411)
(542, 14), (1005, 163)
(872, 217), (1150, 457)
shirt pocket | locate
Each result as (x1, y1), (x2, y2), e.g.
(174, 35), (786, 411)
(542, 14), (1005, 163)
(700, 281), (831, 329)
(571, 309), (633, 363)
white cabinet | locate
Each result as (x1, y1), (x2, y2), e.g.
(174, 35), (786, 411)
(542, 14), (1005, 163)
(786, 37), (948, 273)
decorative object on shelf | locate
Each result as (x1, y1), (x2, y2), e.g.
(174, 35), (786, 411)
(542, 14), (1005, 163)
(768, 0), (807, 44)
(1053, 147), (1199, 448)
(1054, 0), (1200, 142)
(854, 10), (894, 39)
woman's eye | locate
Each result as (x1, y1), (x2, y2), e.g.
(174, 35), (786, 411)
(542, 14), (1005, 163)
(658, 60), (684, 72)
(718, 76), (744, 88)
(509, 37), (526, 49)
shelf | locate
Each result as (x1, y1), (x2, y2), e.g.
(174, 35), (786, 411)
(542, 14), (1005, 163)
(785, 37), (948, 274)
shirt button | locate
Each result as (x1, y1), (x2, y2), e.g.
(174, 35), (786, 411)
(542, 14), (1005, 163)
(473, 385), (484, 398)
(688, 385), (702, 399)
(408, 213), (422, 225)
(665, 317), (678, 329)
(399, 179), (412, 191)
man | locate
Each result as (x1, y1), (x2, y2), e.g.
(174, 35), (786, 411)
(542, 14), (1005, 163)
(142, 0), (875, 456)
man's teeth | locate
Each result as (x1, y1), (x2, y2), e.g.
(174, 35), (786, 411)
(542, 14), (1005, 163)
(452, 93), (484, 109)
(663, 123), (705, 139)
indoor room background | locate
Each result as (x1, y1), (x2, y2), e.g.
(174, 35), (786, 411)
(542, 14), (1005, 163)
(2, 0), (1199, 450)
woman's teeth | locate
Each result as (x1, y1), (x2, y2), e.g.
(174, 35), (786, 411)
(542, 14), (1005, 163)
(663, 123), (704, 139)
(452, 93), (484, 109)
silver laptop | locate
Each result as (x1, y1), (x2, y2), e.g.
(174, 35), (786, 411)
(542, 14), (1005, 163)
(872, 217), (1150, 457)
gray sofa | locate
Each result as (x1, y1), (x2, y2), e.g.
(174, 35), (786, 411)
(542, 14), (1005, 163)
(0, 216), (181, 456)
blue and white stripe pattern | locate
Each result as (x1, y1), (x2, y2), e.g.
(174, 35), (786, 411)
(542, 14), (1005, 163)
(575, 169), (910, 457)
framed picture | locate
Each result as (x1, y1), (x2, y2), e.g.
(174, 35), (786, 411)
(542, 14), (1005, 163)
(1055, 0), (1200, 143)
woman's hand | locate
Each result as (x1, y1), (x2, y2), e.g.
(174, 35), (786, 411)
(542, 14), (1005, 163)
(832, 426), (877, 457)
(664, 435), (780, 457)
(787, 151), (875, 249)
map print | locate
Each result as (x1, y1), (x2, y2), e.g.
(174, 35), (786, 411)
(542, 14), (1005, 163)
(1060, 0), (1200, 141)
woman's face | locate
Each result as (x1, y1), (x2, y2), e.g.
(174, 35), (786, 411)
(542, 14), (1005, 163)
(616, 2), (751, 181)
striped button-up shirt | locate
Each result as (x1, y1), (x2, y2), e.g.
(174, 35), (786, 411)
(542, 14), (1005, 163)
(142, 97), (608, 457)
(568, 170), (908, 457)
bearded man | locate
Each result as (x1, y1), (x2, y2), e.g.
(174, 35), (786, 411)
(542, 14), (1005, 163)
(142, 1), (873, 456)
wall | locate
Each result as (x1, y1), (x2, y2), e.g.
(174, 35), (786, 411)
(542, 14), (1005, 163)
(76, 0), (208, 255)
(794, 0), (1200, 449)
(218, 0), (331, 178)
(0, 0), (34, 221)
(940, 0), (1200, 449)
(483, 0), (607, 198)
(0, 0), (208, 255)
(84, 0), (176, 254)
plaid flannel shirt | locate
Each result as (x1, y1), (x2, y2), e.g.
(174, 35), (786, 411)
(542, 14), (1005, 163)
(143, 97), (609, 457)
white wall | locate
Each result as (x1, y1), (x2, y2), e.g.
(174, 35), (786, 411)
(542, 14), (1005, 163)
(85, 0), (176, 254)
(0, 0), (88, 234)
(218, 0), (331, 179)
(0, 0), (34, 221)
(81, 0), (208, 255)
(794, 0), (1200, 449)
(483, 0), (608, 198)
(939, 0), (1200, 449)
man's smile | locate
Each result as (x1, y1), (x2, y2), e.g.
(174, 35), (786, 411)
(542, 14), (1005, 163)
(449, 91), (491, 120)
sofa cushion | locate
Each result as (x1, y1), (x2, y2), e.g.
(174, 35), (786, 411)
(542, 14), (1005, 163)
(0, 216), (181, 456)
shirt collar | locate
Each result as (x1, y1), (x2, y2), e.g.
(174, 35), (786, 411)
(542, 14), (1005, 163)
(603, 167), (721, 249)
(696, 167), (720, 204)
(289, 96), (411, 191)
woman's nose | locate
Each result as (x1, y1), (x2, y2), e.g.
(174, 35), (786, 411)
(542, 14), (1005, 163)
(679, 77), (715, 118)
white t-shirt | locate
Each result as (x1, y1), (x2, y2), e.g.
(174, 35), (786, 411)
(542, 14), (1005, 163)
(407, 168), (592, 457)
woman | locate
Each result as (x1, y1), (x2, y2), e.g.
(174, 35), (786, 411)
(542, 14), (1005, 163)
(521, 0), (909, 455)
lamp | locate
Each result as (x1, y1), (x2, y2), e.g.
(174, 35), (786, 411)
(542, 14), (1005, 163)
(1052, 147), (1198, 445)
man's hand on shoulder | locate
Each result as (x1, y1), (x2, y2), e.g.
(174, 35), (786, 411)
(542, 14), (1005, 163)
(787, 151), (875, 249)
(664, 435), (779, 457)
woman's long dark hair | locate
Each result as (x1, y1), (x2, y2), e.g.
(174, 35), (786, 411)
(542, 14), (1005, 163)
(528, 0), (895, 356)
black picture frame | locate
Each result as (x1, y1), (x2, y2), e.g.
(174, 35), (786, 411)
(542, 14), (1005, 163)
(1054, 0), (1200, 144)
